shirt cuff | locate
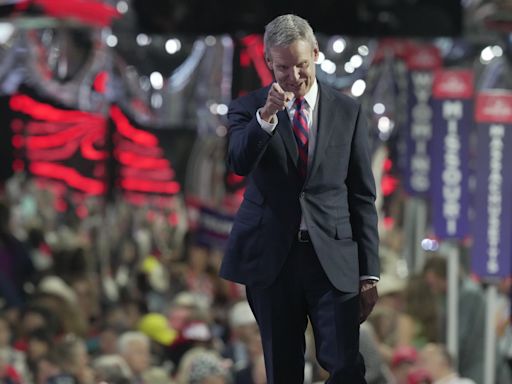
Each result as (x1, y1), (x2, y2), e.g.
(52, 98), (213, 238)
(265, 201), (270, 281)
(360, 276), (379, 282)
(256, 108), (278, 134)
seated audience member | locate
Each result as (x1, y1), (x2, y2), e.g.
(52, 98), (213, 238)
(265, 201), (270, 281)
(175, 347), (230, 384)
(416, 343), (476, 384)
(117, 331), (152, 383)
(224, 300), (258, 371)
(390, 345), (418, 384)
(91, 354), (132, 384)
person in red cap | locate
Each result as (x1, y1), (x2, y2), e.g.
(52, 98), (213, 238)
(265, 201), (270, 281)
(390, 346), (419, 384)
(407, 368), (432, 384)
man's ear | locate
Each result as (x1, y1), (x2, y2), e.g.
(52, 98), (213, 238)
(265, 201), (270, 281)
(265, 56), (272, 70)
(313, 46), (319, 63)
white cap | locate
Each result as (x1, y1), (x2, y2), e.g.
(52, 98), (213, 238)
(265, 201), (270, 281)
(38, 275), (77, 304)
(229, 301), (256, 328)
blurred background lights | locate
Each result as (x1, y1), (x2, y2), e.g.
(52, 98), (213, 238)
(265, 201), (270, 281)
(316, 51), (325, 64)
(350, 54), (363, 68)
(480, 45), (503, 63)
(136, 33), (151, 46)
(116, 0), (129, 14)
(106, 34), (118, 47)
(165, 38), (182, 54)
(351, 79), (366, 97)
(421, 238), (439, 251)
(216, 125), (227, 137)
(344, 62), (355, 73)
(373, 103), (386, 114)
(378, 116), (394, 133)
(0, 23), (14, 45)
(150, 71), (164, 90)
(492, 45), (503, 57)
(332, 37), (346, 53)
(358, 45), (369, 56)
(481, 46), (494, 61)
(205, 36), (216, 46)
(320, 59), (336, 74)
(216, 104), (228, 115)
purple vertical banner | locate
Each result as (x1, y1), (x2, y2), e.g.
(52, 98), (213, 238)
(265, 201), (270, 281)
(404, 44), (441, 196)
(430, 69), (473, 239)
(472, 91), (512, 279)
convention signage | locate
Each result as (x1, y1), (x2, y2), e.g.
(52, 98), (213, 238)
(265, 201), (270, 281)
(404, 44), (442, 195)
(430, 69), (472, 239)
(472, 91), (512, 279)
(194, 205), (234, 249)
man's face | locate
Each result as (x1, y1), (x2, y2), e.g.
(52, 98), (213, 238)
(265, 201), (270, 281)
(266, 39), (318, 99)
(124, 340), (150, 374)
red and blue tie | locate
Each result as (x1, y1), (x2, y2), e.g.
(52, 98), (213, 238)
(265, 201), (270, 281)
(292, 97), (309, 181)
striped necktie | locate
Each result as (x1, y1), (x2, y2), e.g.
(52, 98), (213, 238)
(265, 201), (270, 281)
(292, 97), (309, 181)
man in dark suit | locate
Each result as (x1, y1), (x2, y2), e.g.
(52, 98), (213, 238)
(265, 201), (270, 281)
(220, 14), (380, 383)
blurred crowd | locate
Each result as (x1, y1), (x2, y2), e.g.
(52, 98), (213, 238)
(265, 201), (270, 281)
(0, 174), (511, 384)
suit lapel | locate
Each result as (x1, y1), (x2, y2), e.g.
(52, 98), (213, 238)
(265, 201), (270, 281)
(276, 109), (299, 169)
(307, 83), (336, 182)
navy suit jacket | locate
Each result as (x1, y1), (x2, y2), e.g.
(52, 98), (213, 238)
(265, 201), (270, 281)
(220, 81), (379, 293)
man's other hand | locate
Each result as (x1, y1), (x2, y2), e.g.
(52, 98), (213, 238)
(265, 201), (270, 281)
(359, 280), (378, 323)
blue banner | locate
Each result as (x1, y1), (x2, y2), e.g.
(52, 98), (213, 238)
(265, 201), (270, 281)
(472, 91), (512, 279)
(430, 70), (472, 239)
(404, 71), (435, 195)
(403, 44), (441, 196)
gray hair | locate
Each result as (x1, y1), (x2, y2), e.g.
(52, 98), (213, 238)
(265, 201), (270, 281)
(92, 354), (133, 381)
(264, 14), (318, 59)
(118, 331), (149, 355)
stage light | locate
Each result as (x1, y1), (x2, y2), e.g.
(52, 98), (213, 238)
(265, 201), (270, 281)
(378, 116), (393, 133)
(316, 51), (325, 64)
(480, 46), (496, 63)
(165, 38), (181, 54)
(0, 23), (14, 45)
(421, 238), (439, 251)
(116, 1), (129, 14)
(150, 72), (164, 90)
(106, 34), (118, 47)
(492, 45), (503, 57)
(373, 103), (386, 114)
(332, 38), (346, 53)
(351, 79), (366, 97)
(216, 104), (228, 115)
(358, 45), (369, 56)
(350, 54), (363, 68)
(344, 62), (355, 73)
(136, 33), (151, 46)
(320, 60), (336, 74)
(205, 36), (216, 46)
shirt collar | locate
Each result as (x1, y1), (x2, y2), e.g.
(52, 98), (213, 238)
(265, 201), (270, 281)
(288, 79), (318, 110)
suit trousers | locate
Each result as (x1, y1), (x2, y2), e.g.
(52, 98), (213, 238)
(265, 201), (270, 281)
(246, 240), (366, 384)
